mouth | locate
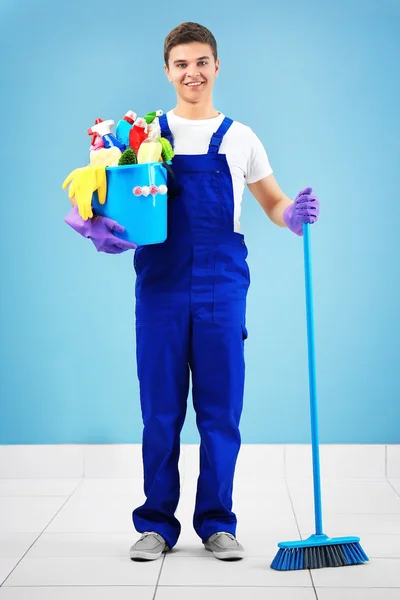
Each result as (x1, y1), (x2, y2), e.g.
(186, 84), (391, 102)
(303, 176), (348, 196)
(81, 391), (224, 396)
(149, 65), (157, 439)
(184, 81), (204, 88)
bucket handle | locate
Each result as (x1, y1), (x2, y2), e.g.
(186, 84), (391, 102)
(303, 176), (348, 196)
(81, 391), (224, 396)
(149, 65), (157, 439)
(162, 161), (177, 182)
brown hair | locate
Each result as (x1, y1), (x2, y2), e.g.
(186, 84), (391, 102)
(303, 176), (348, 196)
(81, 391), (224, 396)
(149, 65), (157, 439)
(164, 22), (218, 67)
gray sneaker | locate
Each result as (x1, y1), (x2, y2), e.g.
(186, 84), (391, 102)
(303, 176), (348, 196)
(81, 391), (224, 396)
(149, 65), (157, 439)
(130, 532), (170, 561)
(204, 532), (244, 560)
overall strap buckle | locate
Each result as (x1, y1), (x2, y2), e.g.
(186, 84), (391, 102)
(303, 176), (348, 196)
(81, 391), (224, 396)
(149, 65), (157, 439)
(207, 117), (234, 155)
(209, 133), (224, 151)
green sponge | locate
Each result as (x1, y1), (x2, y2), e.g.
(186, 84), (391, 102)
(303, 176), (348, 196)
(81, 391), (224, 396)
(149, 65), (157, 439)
(158, 137), (174, 162)
(118, 148), (137, 166)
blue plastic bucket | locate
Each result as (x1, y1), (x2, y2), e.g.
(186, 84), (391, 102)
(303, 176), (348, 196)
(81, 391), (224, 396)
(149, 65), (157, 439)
(91, 161), (169, 245)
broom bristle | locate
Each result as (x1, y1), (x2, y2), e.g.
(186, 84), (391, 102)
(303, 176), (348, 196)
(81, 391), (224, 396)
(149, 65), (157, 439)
(271, 541), (368, 570)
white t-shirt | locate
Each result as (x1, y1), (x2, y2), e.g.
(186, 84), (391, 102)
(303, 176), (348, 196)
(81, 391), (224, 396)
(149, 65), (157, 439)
(166, 110), (273, 233)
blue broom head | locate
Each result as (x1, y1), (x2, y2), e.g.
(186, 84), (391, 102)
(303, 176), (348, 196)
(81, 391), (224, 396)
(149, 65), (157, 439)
(270, 534), (369, 571)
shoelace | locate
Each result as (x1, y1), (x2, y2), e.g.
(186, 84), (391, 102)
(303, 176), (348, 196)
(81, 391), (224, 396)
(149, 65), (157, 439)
(214, 532), (238, 543)
(140, 531), (164, 543)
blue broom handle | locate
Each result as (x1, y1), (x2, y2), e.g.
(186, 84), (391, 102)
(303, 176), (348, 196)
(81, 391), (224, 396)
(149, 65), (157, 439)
(302, 222), (323, 536)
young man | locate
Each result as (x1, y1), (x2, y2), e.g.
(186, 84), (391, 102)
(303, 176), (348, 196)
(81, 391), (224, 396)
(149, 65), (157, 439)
(128, 22), (320, 562)
(65, 22), (319, 561)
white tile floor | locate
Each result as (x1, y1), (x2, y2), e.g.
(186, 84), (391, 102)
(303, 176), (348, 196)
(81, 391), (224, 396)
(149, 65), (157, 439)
(0, 477), (400, 599)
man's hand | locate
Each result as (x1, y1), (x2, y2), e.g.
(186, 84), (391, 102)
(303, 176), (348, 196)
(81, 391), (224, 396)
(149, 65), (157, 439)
(283, 187), (320, 236)
(64, 206), (137, 254)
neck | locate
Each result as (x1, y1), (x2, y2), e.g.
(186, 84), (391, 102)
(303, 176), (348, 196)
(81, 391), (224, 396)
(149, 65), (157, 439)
(173, 97), (219, 120)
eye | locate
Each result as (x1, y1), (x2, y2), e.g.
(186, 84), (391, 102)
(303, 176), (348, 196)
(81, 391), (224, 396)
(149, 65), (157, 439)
(198, 61), (208, 66)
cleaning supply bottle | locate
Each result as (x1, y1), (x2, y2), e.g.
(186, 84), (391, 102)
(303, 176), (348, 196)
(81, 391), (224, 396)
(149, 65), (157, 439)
(144, 109), (163, 124)
(137, 129), (163, 164)
(90, 136), (105, 152)
(116, 110), (137, 147)
(129, 117), (148, 155)
(147, 116), (161, 140)
(88, 119), (126, 152)
(88, 118), (105, 151)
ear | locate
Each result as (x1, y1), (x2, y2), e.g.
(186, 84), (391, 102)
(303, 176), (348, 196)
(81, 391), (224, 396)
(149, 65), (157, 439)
(214, 58), (220, 78)
(164, 63), (173, 83)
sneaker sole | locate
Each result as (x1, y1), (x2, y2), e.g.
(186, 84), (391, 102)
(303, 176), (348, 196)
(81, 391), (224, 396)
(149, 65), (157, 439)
(130, 548), (166, 561)
(205, 547), (244, 561)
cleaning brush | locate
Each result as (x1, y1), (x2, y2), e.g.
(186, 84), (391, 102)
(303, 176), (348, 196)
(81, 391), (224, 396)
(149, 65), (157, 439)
(271, 222), (369, 571)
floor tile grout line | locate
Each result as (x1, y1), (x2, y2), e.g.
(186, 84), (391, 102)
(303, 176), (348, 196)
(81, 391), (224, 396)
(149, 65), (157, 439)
(284, 459), (319, 596)
(284, 444), (302, 538)
(284, 476), (304, 541)
(312, 583), (319, 600)
(285, 451), (321, 597)
(385, 447), (400, 500)
(152, 552), (168, 600)
(385, 445), (388, 478)
(0, 585), (330, 589)
(283, 444), (287, 479)
(0, 478), (84, 481)
(153, 585), (326, 589)
(0, 478), (85, 587)
(387, 480), (400, 499)
(2, 553), (400, 560)
(0, 495), (82, 499)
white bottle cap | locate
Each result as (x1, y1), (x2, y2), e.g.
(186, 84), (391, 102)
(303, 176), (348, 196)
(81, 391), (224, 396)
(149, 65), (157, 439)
(125, 110), (137, 123)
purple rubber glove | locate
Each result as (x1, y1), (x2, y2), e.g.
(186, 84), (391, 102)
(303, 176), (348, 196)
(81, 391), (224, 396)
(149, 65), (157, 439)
(64, 206), (137, 254)
(283, 187), (320, 236)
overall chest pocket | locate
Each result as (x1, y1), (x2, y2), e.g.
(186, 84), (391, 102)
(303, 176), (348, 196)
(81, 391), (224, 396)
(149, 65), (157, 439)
(181, 169), (223, 224)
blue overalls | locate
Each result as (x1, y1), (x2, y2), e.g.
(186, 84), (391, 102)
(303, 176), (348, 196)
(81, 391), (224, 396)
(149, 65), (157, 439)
(132, 114), (250, 549)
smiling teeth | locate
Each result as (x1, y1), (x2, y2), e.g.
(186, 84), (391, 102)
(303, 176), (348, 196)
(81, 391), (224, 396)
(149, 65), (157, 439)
(187, 82), (202, 86)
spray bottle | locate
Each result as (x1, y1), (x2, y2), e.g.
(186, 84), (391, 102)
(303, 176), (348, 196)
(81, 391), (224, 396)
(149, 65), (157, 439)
(137, 127), (163, 164)
(144, 110), (163, 147)
(144, 109), (163, 124)
(88, 118), (105, 151)
(88, 119), (126, 152)
(147, 117), (161, 140)
(129, 117), (148, 155)
(116, 110), (137, 147)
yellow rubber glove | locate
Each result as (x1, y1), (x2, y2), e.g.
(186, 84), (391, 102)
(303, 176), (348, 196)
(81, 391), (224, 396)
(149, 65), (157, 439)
(62, 167), (85, 206)
(74, 168), (96, 220)
(62, 166), (107, 221)
(95, 168), (107, 205)
(63, 167), (93, 220)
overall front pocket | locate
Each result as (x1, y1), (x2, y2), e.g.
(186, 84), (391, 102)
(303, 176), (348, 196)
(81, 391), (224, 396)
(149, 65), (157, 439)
(179, 169), (223, 224)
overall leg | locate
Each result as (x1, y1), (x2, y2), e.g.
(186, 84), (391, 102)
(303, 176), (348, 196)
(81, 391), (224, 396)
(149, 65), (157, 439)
(132, 295), (190, 549)
(190, 300), (247, 542)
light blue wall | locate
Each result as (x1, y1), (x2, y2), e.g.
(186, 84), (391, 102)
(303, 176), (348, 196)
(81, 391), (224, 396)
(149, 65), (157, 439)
(0, 0), (399, 444)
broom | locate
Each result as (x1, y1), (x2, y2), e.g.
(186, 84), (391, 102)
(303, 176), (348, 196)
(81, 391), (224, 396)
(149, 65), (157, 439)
(271, 222), (369, 570)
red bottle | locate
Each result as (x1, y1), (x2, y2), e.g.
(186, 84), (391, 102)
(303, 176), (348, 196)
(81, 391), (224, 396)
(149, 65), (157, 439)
(129, 117), (148, 155)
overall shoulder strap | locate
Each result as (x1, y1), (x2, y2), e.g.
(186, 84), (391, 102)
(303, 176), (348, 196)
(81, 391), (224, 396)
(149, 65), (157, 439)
(207, 117), (234, 155)
(159, 114), (174, 148)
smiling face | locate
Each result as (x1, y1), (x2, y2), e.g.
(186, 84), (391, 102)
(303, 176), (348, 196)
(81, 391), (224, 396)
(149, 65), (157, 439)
(164, 42), (220, 107)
